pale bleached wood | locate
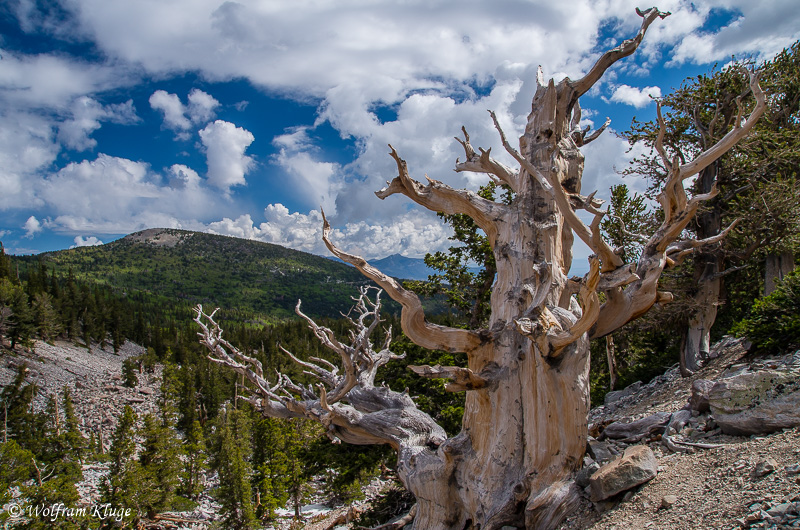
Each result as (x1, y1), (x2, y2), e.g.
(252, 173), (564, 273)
(454, 126), (520, 192)
(376, 145), (505, 244)
(321, 211), (484, 355)
(571, 8), (670, 97)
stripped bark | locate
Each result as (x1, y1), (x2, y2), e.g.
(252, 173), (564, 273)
(765, 251), (795, 295)
(196, 8), (765, 528)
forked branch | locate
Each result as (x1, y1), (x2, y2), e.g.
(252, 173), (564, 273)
(195, 291), (446, 450)
(678, 70), (767, 180)
(321, 211), (484, 355)
(454, 126), (520, 192)
(571, 8), (670, 97)
(591, 70), (766, 338)
(515, 257), (601, 356)
(376, 145), (504, 243)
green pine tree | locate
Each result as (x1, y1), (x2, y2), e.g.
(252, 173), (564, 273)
(252, 417), (291, 520)
(32, 292), (61, 342)
(0, 242), (12, 281)
(0, 440), (34, 525)
(62, 387), (87, 464)
(212, 405), (257, 530)
(0, 278), (34, 349)
(102, 405), (139, 510)
(122, 359), (139, 388)
(0, 363), (39, 448)
(138, 413), (183, 516)
(181, 420), (208, 501)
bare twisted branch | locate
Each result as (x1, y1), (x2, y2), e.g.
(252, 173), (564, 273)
(321, 211), (485, 354)
(195, 291), (446, 450)
(591, 70), (767, 338)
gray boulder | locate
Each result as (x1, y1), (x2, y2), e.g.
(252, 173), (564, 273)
(604, 381), (642, 405)
(709, 369), (800, 435)
(588, 445), (658, 502)
(602, 412), (671, 441)
(689, 379), (714, 412)
(587, 438), (620, 463)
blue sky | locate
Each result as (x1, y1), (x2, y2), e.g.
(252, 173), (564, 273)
(1, 0), (798, 274)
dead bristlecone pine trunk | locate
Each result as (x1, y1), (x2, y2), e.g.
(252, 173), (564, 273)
(195, 7), (767, 529)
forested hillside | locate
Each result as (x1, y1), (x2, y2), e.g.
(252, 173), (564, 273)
(0, 236), (459, 529)
(16, 228), (370, 320)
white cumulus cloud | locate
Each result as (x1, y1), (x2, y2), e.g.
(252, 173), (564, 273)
(71, 235), (104, 247)
(609, 85), (661, 108)
(664, 0), (800, 66)
(0, 113), (58, 210)
(199, 120), (255, 193)
(23, 216), (42, 238)
(187, 88), (220, 123)
(5, 0), (800, 257)
(149, 89), (220, 133)
(206, 203), (453, 260)
(272, 127), (342, 214)
(28, 154), (235, 234)
(149, 90), (191, 130)
(58, 96), (139, 151)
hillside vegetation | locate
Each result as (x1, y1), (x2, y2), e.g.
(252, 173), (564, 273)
(25, 228), (370, 320)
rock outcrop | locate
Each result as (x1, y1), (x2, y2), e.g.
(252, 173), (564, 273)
(709, 353), (800, 436)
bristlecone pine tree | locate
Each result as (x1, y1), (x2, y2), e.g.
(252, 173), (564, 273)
(195, 8), (767, 529)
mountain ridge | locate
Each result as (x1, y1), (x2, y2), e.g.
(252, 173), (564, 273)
(31, 228), (372, 320)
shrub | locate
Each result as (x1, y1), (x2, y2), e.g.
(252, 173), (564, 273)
(733, 266), (800, 356)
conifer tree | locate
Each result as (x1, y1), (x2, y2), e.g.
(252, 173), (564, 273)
(79, 285), (96, 349)
(18, 398), (83, 530)
(103, 405), (138, 506)
(32, 292), (61, 342)
(181, 420), (207, 501)
(62, 387), (87, 464)
(212, 404), (256, 530)
(252, 417), (290, 520)
(624, 44), (800, 374)
(178, 365), (199, 432)
(0, 243), (12, 281)
(284, 419), (316, 519)
(0, 279), (33, 349)
(48, 267), (61, 301)
(122, 359), (138, 388)
(0, 440), (34, 524)
(62, 268), (79, 340)
(159, 362), (182, 425)
(0, 363), (38, 447)
(138, 413), (182, 516)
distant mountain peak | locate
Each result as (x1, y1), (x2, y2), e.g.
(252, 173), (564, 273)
(368, 254), (433, 281)
(122, 228), (194, 248)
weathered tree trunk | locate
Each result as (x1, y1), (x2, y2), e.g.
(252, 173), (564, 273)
(682, 258), (722, 375)
(765, 251), (795, 295)
(680, 157), (722, 375)
(606, 335), (617, 390)
(195, 8), (766, 529)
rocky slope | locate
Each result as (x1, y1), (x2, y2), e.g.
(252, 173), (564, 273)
(0, 339), (153, 439)
(261, 336), (800, 530)
(558, 338), (800, 530)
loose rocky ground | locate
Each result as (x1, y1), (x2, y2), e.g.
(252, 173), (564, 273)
(558, 338), (800, 530)
(0, 339), (157, 448)
(0, 340), (224, 527)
